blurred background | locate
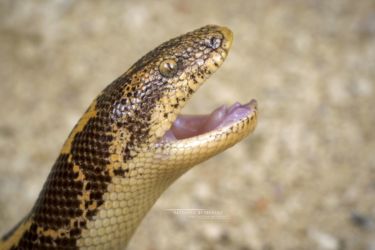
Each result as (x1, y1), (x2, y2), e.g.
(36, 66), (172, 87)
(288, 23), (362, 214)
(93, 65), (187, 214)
(0, 0), (374, 249)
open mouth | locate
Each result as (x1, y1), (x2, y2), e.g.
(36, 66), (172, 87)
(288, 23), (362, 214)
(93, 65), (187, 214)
(160, 99), (257, 143)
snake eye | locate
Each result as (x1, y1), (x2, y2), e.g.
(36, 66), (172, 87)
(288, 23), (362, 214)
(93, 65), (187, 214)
(159, 59), (178, 78)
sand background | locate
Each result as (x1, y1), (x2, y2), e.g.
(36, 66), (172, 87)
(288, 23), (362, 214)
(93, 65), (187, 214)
(0, 1), (374, 249)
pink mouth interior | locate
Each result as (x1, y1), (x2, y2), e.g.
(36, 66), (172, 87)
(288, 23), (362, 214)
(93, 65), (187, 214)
(161, 100), (256, 142)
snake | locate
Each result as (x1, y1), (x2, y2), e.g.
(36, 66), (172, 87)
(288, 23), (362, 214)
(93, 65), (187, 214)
(0, 25), (258, 250)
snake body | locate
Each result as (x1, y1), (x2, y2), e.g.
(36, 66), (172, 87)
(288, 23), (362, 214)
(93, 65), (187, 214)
(0, 25), (257, 250)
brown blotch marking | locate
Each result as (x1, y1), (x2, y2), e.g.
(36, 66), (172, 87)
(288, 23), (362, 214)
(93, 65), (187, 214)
(113, 167), (129, 177)
(61, 103), (97, 154)
(32, 154), (84, 229)
(0, 219), (33, 250)
(7, 222), (77, 250)
(10, 93), (119, 248)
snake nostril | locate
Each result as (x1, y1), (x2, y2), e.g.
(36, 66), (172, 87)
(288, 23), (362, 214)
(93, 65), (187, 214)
(205, 36), (222, 49)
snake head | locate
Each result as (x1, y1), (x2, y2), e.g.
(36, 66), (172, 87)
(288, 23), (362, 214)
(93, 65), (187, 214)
(104, 25), (240, 159)
(102, 25), (257, 181)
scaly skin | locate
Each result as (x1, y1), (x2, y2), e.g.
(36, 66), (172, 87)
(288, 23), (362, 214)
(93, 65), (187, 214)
(0, 25), (258, 250)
